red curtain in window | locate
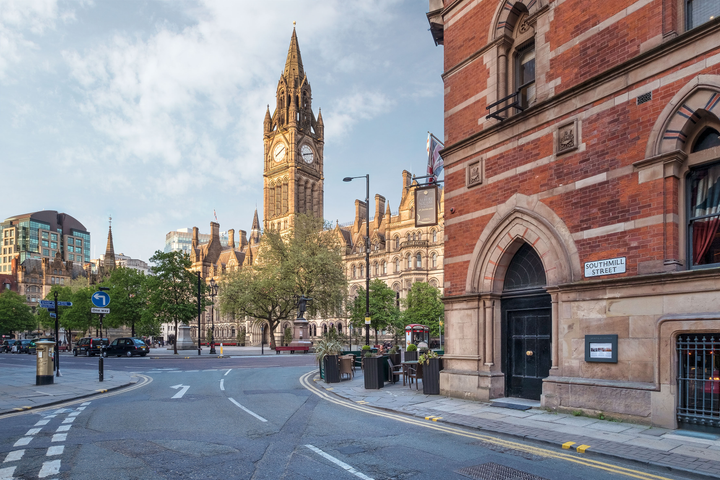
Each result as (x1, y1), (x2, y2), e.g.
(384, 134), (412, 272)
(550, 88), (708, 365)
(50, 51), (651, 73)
(693, 217), (720, 264)
(692, 166), (720, 265)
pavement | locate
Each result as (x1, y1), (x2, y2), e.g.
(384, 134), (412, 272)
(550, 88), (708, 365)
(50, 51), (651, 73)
(0, 365), (136, 416)
(142, 345), (302, 358)
(314, 367), (720, 479)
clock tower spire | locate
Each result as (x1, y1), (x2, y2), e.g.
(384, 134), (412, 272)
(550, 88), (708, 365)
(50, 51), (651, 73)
(263, 27), (324, 233)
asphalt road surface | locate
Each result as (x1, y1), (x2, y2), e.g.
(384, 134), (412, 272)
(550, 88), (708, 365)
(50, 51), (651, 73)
(0, 355), (696, 479)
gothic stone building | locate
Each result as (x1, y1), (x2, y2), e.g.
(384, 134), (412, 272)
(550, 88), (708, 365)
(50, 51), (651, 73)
(429, 0), (720, 429)
(188, 28), (445, 347)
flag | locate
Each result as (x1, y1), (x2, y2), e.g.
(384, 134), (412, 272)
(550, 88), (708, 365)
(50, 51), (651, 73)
(214, 210), (218, 222)
(426, 132), (444, 181)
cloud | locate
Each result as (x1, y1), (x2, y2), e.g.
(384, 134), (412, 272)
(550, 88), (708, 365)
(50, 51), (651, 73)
(0, 0), (60, 79)
(324, 91), (395, 140)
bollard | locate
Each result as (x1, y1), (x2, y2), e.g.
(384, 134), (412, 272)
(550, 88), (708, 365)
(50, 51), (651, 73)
(99, 356), (104, 382)
(220, 343), (223, 356)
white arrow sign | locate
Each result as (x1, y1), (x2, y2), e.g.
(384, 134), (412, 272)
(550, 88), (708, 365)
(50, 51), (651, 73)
(170, 384), (190, 399)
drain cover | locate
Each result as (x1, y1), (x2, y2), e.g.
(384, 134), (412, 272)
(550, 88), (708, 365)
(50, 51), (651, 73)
(456, 463), (548, 480)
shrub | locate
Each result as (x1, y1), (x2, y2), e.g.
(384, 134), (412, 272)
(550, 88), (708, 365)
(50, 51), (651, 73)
(406, 344), (417, 352)
(362, 345), (371, 351)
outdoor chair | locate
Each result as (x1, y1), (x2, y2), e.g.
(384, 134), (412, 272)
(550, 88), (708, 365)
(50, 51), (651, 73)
(339, 356), (354, 380)
(387, 359), (405, 385)
(407, 362), (423, 390)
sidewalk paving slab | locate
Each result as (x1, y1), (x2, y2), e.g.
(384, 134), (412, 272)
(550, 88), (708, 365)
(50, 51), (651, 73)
(0, 365), (136, 416)
(313, 369), (720, 479)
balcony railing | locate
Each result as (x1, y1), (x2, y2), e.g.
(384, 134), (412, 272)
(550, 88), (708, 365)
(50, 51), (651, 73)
(485, 81), (534, 121)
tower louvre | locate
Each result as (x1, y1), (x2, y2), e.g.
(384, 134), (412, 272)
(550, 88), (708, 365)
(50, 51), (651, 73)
(263, 27), (324, 234)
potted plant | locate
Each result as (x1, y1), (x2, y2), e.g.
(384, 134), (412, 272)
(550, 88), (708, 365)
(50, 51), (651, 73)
(363, 350), (384, 389)
(315, 336), (343, 383)
(419, 350), (440, 395)
(405, 343), (418, 362)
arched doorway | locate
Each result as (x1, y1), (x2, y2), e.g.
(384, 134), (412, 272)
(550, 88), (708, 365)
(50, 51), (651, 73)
(501, 243), (551, 400)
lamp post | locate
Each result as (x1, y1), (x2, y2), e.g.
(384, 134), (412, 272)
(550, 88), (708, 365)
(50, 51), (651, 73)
(343, 174), (370, 347)
(209, 278), (218, 354)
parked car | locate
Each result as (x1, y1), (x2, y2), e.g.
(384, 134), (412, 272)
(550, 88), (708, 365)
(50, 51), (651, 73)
(11, 340), (34, 354)
(73, 338), (109, 357)
(1, 340), (13, 353)
(102, 338), (149, 357)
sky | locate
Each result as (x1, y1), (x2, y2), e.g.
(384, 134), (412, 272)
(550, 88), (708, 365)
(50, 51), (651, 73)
(0, 0), (444, 263)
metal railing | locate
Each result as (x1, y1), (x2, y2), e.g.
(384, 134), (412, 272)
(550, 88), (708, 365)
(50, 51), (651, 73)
(485, 81), (534, 121)
(677, 334), (720, 430)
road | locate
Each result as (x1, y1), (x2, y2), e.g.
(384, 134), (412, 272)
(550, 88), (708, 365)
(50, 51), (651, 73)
(0, 354), (696, 479)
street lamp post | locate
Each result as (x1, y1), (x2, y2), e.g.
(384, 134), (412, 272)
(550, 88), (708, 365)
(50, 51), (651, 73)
(343, 174), (370, 346)
(209, 278), (218, 355)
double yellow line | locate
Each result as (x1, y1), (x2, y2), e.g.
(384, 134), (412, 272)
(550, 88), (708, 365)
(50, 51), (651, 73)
(299, 371), (671, 480)
(0, 374), (153, 420)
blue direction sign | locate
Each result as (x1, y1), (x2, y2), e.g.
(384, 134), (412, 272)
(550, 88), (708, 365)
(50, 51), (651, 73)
(50, 313), (56, 318)
(57, 301), (73, 307)
(91, 291), (111, 308)
(39, 300), (55, 308)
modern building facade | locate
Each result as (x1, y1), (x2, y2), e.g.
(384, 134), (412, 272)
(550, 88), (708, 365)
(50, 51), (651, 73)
(164, 228), (229, 255)
(429, 0), (720, 430)
(0, 211), (91, 273)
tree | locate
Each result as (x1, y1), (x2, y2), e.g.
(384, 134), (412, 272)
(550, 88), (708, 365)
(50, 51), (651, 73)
(348, 279), (400, 344)
(143, 251), (206, 354)
(104, 267), (148, 337)
(401, 282), (444, 337)
(36, 286), (82, 342)
(0, 289), (35, 335)
(220, 214), (347, 350)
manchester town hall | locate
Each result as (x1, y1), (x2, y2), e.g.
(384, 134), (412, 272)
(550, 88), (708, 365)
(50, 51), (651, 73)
(185, 29), (444, 347)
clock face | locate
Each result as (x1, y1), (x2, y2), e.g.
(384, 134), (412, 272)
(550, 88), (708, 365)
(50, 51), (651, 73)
(301, 145), (314, 164)
(273, 143), (286, 162)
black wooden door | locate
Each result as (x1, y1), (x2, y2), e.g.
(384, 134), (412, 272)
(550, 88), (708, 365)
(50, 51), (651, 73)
(503, 295), (551, 400)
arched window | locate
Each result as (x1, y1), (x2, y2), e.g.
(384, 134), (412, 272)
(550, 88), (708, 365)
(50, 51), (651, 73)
(406, 255), (412, 269)
(360, 264), (364, 277)
(323, 324), (328, 335)
(395, 236), (400, 250)
(406, 233), (410, 242)
(395, 258), (400, 272)
(416, 253), (422, 268)
(687, 139), (720, 267)
(337, 323), (343, 334)
(431, 253), (437, 268)
(352, 265), (356, 278)
(433, 230), (437, 242)
(373, 262), (378, 276)
(382, 261), (387, 275)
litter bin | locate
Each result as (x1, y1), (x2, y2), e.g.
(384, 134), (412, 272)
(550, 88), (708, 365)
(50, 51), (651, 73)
(36, 340), (55, 385)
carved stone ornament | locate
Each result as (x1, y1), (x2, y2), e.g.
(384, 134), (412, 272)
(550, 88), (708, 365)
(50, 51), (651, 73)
(466, 158), (483, 188)
(519, 18), (531, 34)
(556, 120), (579, 155)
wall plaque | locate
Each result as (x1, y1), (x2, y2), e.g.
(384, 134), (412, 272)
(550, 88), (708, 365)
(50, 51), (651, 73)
(557, 119), (578, 155)
(584, 257), (626, 278)
(415, 185), (438, 227)
(466, 157), (483, 188)
(585, 334), (618, 363)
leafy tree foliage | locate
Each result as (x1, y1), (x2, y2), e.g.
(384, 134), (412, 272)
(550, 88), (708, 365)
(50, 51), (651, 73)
(0, 289), (35, 335)
(220, 214), (347, 350)
(348, 279), (400, 344)
(104, 267), (149, 336)
(401, 282), (444, 337)
(143, 251), (206, 354)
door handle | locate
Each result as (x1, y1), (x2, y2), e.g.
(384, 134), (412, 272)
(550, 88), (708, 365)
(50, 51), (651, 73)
(526, 350), (533, 356)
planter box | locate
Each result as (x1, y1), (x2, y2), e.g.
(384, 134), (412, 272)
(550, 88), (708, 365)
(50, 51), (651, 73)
(422, 357), (441, 395)
(404, 350), (418, 362)
(388, 353), (401, 367)
(363, 356), (384, 389)
(324, 355), (340, 383)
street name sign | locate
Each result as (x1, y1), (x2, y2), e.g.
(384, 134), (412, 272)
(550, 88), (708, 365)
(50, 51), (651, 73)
(91, 291), (111, 307)
(584, 257), (626, 278)
(39, 300), (55, 308)
(57, 301), (73, 307)
(91, 308), (110, 314)
(50, 313), (56, 318)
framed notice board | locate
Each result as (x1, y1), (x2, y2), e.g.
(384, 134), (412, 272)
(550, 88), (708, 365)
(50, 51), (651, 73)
(585, 334), (618, 363)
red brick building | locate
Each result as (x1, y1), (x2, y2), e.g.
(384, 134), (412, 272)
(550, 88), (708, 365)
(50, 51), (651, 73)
(428, 0), (720, 429)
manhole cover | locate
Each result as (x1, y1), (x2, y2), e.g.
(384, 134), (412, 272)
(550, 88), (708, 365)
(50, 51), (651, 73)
(456, 462), (548, 480)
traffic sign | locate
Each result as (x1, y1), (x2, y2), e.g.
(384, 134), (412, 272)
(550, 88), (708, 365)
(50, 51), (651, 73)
(50, 313), (56, 318)
(57, 301), (72, 307)
(39, 300), (54, 308)
(91, 291), (111, 308)
(91, 307), (110, 314)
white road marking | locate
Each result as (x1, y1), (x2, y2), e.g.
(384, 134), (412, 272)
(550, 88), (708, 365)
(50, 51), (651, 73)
(26, 428), (41, 436)
(305, 444), (374, 480)
(224, 369), (231, 376)
(170, 384), (190, 399)
(68, 412), (80, 417)
(81, 402), (91, 406)
(38, 460), (61, 478)
(62, 417), (75, 424)
(185, 370), (199, 372)
(3, 450), (24, 463)
(35, 419), (50, 426)
(47, 446), (64, 456)
(228, 398), (267, 422)
(76, 406), (86, 411)
(13, 437), (32, 447)
(56, 425), (71, 432)
(51, 434), (66, 442)
(220, 379), (225, 391)
(0, 466), (16, 479)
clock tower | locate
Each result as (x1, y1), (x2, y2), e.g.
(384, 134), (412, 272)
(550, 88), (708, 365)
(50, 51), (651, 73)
(263, 28), (324, 233)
